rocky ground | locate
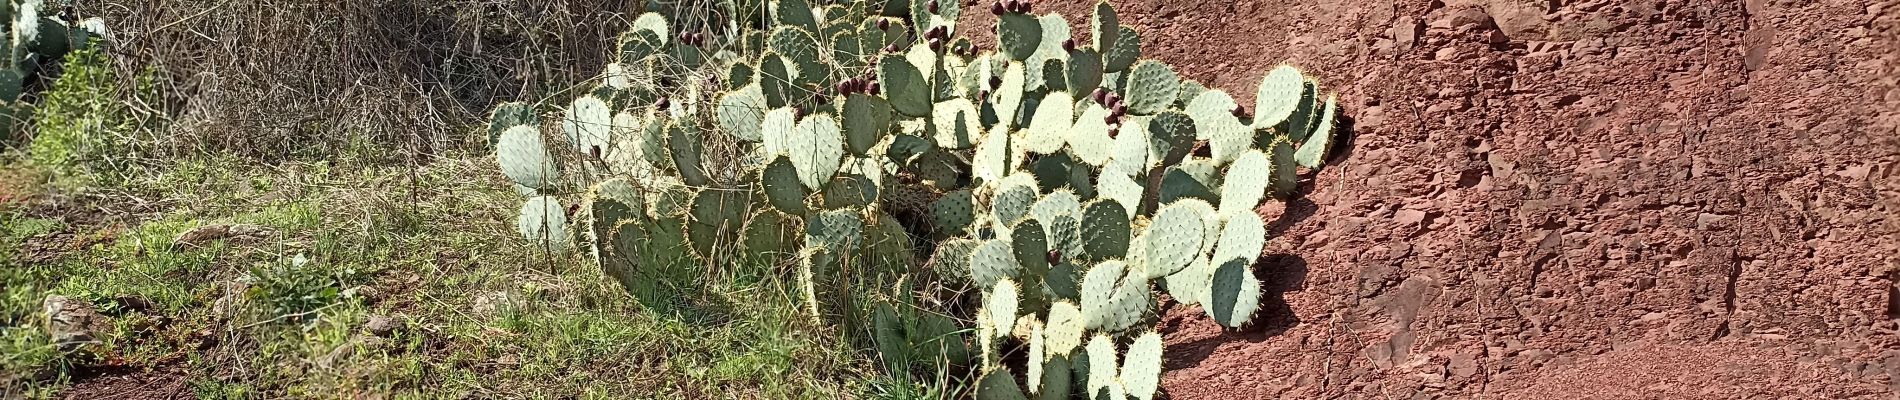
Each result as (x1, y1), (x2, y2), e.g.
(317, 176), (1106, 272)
(962, 0), (1900, 397)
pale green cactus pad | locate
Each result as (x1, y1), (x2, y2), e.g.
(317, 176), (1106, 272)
(987, 278), (1021, 338)
(1090, 0), (1119, 52)
(1186, 89), (1253, 164)
(1208, 213), (1266, 327)
(1030, 190), (1081, 227)
(1123, 61), (1179, 116)
(497, 125), (560, 190)
(1084, 334), (1118, 397)
(1218, 150), (1272, 216)
(1253, 64), (1305, 128)
(1044, 300), (1085, 357)
(930, 238), (981, 283)
(932, 98), (982, 150)
(565, 95), (612, 154)
(1122, 331), (1163, 400)
(787, 114), (846, 189)
(1023, 91), (1075, 155)
(972, 125), (1014, 184)
(1294, 93), (1339, 168)
(806, 208), (864, 253)
(1279, 79), (1321, 143)
(487, 102), (536, 146)
(1144, 200), (1206, 277)
(632, 12), (670, 46)
(518, 196), (569, 252)
(1097, 172), (1145, 220)
(969, 238), (1021, 290)
(759, 53), (797, 108)
(716, 85), (768, 142)
(1080, 260), (1147, 332)
(1068, 102), (1116, 166)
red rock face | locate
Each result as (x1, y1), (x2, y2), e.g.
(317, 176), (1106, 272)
(964, 0), (1900, 397)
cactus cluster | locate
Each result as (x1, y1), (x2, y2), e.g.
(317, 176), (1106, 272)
(1, 0), (106, 103)
(486, 0), (1340, 396)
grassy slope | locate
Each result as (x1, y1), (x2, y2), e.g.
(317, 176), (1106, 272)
(0, 154), (881, 398)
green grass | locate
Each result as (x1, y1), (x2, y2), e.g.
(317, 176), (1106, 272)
(0, 156), (883, 398)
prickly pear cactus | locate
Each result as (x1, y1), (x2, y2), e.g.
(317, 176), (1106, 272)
(482, 0), (1345, 393)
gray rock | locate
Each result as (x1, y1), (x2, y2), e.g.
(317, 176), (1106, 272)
(364, 315), (400, 337)
(43, 295), (106, 352)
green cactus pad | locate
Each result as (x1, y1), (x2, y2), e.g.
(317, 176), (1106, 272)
(879, 54), (931, 117)
(1078, 200), (1131, 261)
(1218, 150), (1271, 215)
(972, 125), (1014, 184)
(740, 209), (795, 263)
(1104, 26), (1141, 73)
(1121, 331), (1163, 400)
(977, 368), (1030, 400)
(929, 238), (981, 283)
(686, 189), (749, 259)
(1084, 334), (1118, 397)
(1046, 214), (1085, 264)
(842, 93), (893, 156)
(585, 186), (639, 263)
(1066, 48), (1105, 96)
(1212, 212), (1267, 269)
(1294, 93), (1338, 168)
(1010, 218), (1051, 274)
(1101, 120), (1149, 179)
(759, 53), (797, 108)
(666, 121), (711, 186)
(786, 115), (846, 189)
(1253, 64), (1305, 128)
(632, 12), (670, 46)
(1029, 154), (1089, 195)
(1208, 255), (1262, 328)
(1144, 201), (1207, 277)
(1268, 136), (1298, 198)
(1145, 111), (1198, 168)
(1025, 15), (1072, 90)
(823, 173), (880, 209)
(1023, 91), (1076, 155)
(931, 98), (982, 150)
(931, 189), (977, 236)
(1039, 355), (1073, 400)
(716, 85), (768, 142)
(987, 279), (1021, 338)
(497, 125), (560, 190)
(1097, 172), (1145, 220)
(995, 61), (1028, 128)
(1030, 190), (1082, 226)
(773, 0), (821, 38)
(992, 181), (1039, 226)
(1158, 162), (1219, 205)
(1068, 102), (1116, 166)
(1122, 61), (1179, 116)
(969, 238), (1021, 289)
(1165, 255), (1213, 306)
(997, 13), (1042, 61)
(806, 208), (865, 253)
(1175, 79), (1208, 109)
(727, 61), (757, 90)
(873, 303), (910, 372)
(1090, 1), (1119, 51)
(1080, 260), (1133, 331)
(1186, 89), (1253, 164)
(487, 102), (536, 146)
(861, 212), (916, 269)
(518, 196), (570, 252)
(1279, 79), (1321, 143)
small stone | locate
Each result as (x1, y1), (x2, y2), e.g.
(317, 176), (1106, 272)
(171, 223), (275, 250)
(364, 315), (400, 337)
(44, 295), (106, 352)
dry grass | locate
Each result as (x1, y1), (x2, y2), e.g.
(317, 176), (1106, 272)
(70, 0), (645, 163)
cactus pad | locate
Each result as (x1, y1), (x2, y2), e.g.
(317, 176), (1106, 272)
(631, 13), (670, 46)
(972, 125), (1014, 184)
(1084, 334), (1118, 397)
(1097, 172), (1145, 220)
(517, 196), (569, 251)
(992, 181), (1038, 227)
(565, 95), (612, 155)
(1078, 199), (1130, 261)
(1018, 91), (1073, 155)
(1010, 218), (1051, 274)
(842, 94), (893, 155)
(1044, 300), (1085, 356)
(823, 173), (880, 209)
(760, 156), (809, 216)
(1121, 331), (1163, 400)
(1068, 102), (1116, 166)
(487, 102), (536, 146)
(687, 189), (749, 259)
(1218, 150), (1271, 216)
(806, 208), (865, 253)
(1103, 26), (1141, 73)
(931, 189), (977, 236)
(1122, 61), (1179, 116)
(978, 369), (1030, 400)
(995, 61), (1028, 128)
(1267, 136), (1298, 198)
(759, 54), (797, 108)
(1145, 111), (1197, 167)
(929, 238), (981, 283)
(1144, 201), (1206, 277)
(1030, 190), (1082, 226)
(931, 98), (982, 150)
(1207, 256), (1262, 328)
(1187, 89), (1252, 164)
(1253, 64), (1305, 128)
(1294, 93), (1338, 168)
(987, 279), (1021, 338)
(969, 238), (1021, 290)
(497, 125), (560, 190)
(879, 54), (931, 117)
(1279, 79), (1321, 143)
(1066, 48), (1105, 96)
(997, 13), (1042, 61)
(741, 209), (795, 263)
(716, 85), (768, 142)
(788, 115), (846, 189)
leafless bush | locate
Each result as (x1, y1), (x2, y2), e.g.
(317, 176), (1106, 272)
(71, 0), (643, 163)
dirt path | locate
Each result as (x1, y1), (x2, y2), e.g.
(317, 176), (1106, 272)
(961, 0), (1900, 397)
